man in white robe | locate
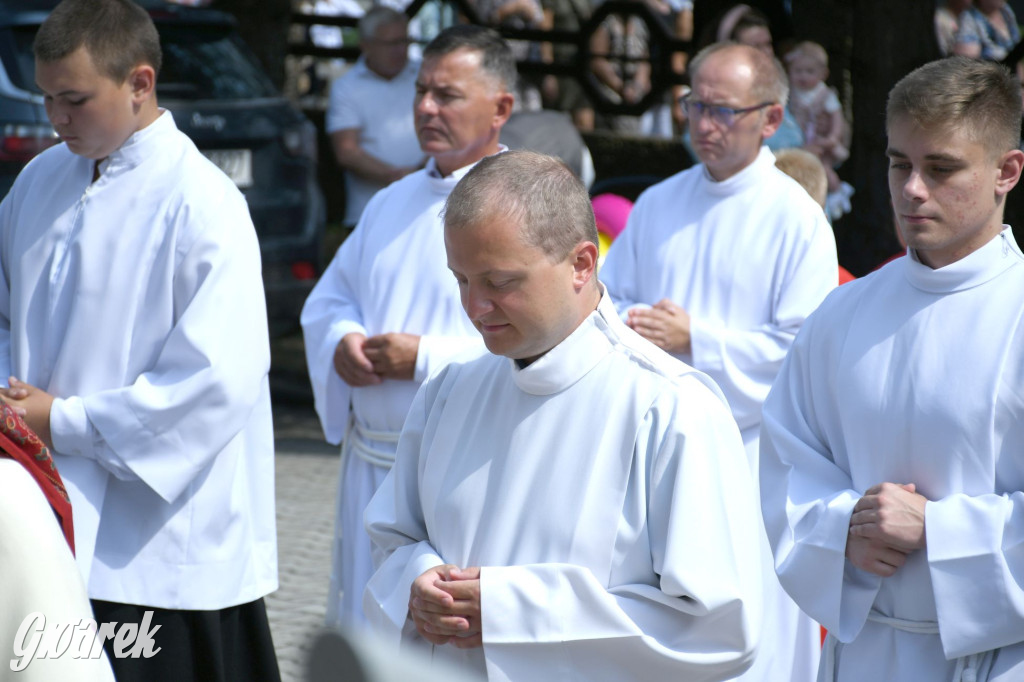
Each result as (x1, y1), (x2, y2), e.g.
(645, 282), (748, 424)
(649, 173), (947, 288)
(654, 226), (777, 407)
(301, 25), (514, 629)
(601, 42), (837, 682)
(760, 56), (1024, 681)
(0, 2), (279, 679)
(364, 150), (764, 681)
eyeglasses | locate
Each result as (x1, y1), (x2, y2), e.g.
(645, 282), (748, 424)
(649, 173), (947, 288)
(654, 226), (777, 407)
(678, 88), (775, 127)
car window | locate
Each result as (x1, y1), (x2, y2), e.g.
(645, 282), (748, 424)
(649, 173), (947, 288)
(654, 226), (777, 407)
(2, 26), (39, 94)
(1, 22), (278, 101)
(158, 25), (278, 100)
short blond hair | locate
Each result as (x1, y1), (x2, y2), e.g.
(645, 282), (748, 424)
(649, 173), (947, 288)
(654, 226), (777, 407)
(774, 148), (827, 208)
(887, 56), (1022, 159)
(785, 41), (828, 70)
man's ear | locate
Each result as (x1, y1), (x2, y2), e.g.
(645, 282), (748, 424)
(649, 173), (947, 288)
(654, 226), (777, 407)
(493, 91), (514, 128)
(129, 64), (156, 104)
(760, 103), (784, 141)
(995, 148), (1024, 197)
(571, 240), (599, 290)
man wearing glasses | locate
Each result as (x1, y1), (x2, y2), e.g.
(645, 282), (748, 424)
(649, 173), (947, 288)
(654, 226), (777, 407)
(601, 42), (837, 682)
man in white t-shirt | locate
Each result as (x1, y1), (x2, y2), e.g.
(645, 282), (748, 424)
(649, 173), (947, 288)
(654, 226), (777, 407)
(326, 6), (425, 225)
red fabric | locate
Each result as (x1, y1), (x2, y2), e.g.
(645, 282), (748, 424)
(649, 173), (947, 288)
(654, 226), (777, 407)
(838, 266), (856, 285)
(0, 403), (74, 554)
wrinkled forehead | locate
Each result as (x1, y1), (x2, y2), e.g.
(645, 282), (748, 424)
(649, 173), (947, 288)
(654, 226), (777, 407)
(422, 48), (483, 77)
(692, 54), (756, 101)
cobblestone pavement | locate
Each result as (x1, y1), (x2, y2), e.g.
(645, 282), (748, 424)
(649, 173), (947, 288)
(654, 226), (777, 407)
(267, 336), (340, 682)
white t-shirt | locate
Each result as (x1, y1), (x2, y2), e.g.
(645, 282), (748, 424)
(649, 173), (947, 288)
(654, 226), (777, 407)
(326, 58), (424, 224)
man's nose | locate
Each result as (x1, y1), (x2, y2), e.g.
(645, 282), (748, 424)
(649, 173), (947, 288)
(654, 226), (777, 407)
(416, 93), (438, 115)
(463, 285), (494, 319)
(45, 102), (69, 126)
(902, 170), (928, 202)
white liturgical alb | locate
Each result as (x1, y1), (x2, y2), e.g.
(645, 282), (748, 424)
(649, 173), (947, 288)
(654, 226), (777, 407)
(761, 228), (1024, 681)
(366, 293), (765, 682)
(0, 111), (277, 610)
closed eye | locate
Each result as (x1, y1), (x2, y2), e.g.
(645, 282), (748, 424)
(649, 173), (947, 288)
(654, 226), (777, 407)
(487, 279), (517, 291)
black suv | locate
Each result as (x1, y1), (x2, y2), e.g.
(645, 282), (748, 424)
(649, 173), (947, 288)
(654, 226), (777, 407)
(0, 0), (325, 337)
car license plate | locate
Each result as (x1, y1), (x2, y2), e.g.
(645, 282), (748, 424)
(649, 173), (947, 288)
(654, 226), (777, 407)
(203, 149), (253, 188)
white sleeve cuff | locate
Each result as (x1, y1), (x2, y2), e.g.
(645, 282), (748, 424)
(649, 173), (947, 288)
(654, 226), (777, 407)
(50, 396), (135, 480)
(688, 317), (724, 372)
(50, 396), (91, 457)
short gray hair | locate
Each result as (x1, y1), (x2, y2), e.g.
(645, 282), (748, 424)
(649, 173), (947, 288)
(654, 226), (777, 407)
(359, 6), (406, 42)
(689, 42), (789, 106)
(887, 56), (1022, 158)
(444, 150), (598, 262)
(423, 25), (516, 93)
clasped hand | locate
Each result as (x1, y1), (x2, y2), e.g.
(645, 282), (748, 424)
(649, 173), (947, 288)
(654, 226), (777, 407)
(626, 299), (691, 354)
(333, 332), (419, 385)
(0, 376), (54, 447)
(846, 482), (927, 577)
(409, 564), (482, 649)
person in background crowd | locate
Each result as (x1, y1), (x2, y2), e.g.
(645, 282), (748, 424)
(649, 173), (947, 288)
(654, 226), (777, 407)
(784, 41), (849, 192)
(954, 0), (1020, 61)
(935, 0), (971, 55)
(326, 7), (425, 227)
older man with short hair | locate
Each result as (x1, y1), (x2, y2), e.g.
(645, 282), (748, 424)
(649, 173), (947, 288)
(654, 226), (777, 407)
(326, 6), (425, 226)
(302, 25), (515, 629)
(601, 42), (838, 682)
(364, 150), (765, 681)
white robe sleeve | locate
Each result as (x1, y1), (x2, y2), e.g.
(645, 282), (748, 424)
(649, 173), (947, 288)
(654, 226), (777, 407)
(364, 381), (446, 643)
(921, 323), (1024, 658)
(0, 194), (14, 385)
(927, 493), (1024, 658)
(478, 381), (763, 682)
(688, 219), (837, 432)
(47, 193), (271, 504)
(301, 225), (369, 445)
(600, 207), (645, 314)
(759, 326), (880, 642)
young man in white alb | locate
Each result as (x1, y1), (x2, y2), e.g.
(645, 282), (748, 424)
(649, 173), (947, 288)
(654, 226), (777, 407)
(761, 56), (1024, 681)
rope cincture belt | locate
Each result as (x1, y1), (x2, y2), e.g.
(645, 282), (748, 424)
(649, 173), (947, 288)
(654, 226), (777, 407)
(343, 416), (400, 469)
(821, 610), (995, 682)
